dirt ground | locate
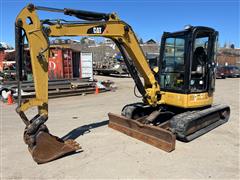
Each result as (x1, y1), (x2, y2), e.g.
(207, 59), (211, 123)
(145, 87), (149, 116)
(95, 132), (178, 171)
(1, 76), (239, 179)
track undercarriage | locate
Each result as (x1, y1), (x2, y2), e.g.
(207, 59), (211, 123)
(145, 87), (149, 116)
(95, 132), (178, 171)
(108, 103), (230, 152)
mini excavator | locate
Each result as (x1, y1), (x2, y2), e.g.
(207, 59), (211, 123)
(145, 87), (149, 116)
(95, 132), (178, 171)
(15, 4), (230, 164)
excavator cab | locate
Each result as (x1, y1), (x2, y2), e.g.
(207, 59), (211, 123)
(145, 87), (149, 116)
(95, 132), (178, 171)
(159, 26), (218, 96)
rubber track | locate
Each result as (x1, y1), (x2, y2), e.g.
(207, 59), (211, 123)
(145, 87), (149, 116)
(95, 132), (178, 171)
(170, 104), (230, 142)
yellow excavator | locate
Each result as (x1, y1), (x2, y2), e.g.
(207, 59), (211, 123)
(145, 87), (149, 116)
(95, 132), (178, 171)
(15, 4), (230, 164)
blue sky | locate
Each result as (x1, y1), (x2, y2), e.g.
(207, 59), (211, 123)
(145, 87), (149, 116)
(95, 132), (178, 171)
(0, 0), (239, 47)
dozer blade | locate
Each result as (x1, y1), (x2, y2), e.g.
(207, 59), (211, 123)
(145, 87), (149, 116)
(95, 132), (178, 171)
(26, 131), (81, 164)
(108, 113), (176, 152)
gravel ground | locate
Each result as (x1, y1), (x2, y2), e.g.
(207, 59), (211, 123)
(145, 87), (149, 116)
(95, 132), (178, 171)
(1, 76), (239, 179)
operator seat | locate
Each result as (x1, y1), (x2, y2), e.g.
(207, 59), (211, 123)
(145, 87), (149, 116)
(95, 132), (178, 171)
(191, 46), (208, 90)
(192, 46), (207, 73)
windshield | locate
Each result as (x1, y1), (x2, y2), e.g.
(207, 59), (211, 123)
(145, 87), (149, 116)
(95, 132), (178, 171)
(195, 36), (208, 50)
(162, 37), (185, 73)
(160, 37), (185, 90)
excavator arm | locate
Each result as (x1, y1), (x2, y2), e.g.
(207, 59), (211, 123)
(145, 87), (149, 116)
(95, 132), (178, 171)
(15, 4), (161, 163)
(16, 4), (160, 118)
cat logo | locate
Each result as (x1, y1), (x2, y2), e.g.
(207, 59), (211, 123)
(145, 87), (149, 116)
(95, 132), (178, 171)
(87, 25), (106, 34)
(93, 27), (102, 34)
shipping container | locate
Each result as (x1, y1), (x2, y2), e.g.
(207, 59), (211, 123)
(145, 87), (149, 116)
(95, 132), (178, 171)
(72, 51), (80, 78)
(48, 47), (93, 80)
(49, 48), (64, 79)
(80, 52), (93, 79)
(63, 49), (73, 79)
(48, 48), (73, 79)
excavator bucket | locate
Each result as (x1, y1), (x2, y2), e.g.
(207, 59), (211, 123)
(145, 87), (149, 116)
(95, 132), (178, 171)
(108, 113), (176, 152)
(24, 127), (81, 164)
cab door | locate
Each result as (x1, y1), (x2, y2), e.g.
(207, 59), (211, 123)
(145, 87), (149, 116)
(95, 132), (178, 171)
(190, 29), (218, 94)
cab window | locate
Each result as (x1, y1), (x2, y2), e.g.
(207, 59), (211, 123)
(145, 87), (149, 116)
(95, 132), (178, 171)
(160, 37), (185, 91)
(190, 36), (209, 92)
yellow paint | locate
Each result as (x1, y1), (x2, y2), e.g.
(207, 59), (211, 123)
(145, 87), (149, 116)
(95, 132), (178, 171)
(160, 91), (213, 108)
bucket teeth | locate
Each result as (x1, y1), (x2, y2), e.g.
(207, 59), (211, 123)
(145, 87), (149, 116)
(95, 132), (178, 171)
(27, 131), (81, 164)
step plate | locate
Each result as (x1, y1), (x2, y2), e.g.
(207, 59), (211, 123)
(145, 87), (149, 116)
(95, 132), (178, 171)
(108, 113), (176, 152)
